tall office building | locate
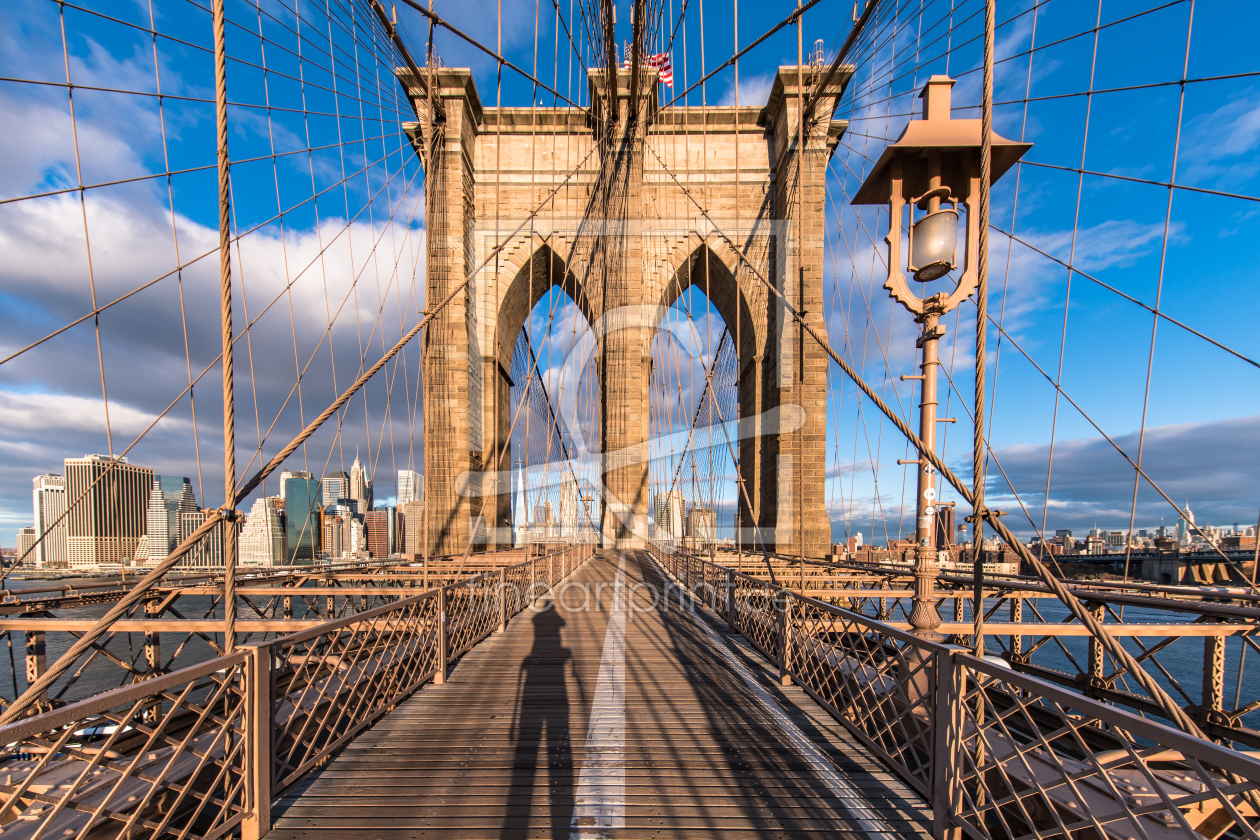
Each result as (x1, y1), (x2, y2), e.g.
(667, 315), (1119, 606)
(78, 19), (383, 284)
(534, 502), (555, 537)
(321, 471), (350, 507)
(348, 517), (365, 555)
(283, 475), (322, 563)
(654, 490), (685, 538)
(1176, 502), (1195, 545)
(321, 512), (345, 561)
(17, 527), (38, 562)
(350, 453), (373, 512)
(32, 474), (67, 568)
(240, 497), (285, 566)
(65, 455), (153, 569)
(180, 509), (228, 568)
(364, 507), (395, 557)
(320, 503), (354, 560)
(398, 500), (424, 555)
(511, 460), (528, 545)
(557, 476), (579, 536)
(397, 470), (424, 504)
(278, 470), (311, 501)
(144, 475), (197, 563)
(686, 506), (716, 541)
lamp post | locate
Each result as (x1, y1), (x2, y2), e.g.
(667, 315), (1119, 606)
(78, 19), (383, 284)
(853, 76), (1029, 638)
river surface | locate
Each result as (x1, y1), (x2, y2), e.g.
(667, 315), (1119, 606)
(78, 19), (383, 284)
(2, 577), (1256, 736)
(2, 576), (333, 706)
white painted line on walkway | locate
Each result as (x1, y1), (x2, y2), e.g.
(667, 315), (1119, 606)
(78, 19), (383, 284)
(571, 552), (626, 839)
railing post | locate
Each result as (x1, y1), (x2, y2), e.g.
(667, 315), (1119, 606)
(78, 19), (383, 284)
(1009, 596), (1023, 661)
(931, 649), (962, 840)
(498, 568), (507, 633)
(725, 569), (735, 633)
(1202, 621), (1224, 727)
(549, 554), (555, 592)
(1087, 600), (1104, 687)
(435, 587), (447, 685)
(242, 643), (273, 840)
(25, 630), (46, 707)
(144, 597), (162, 677)
(778, 592), (793, 686)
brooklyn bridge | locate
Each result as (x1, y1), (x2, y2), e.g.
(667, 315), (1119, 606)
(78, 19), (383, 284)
(0, 0), (1257, 838)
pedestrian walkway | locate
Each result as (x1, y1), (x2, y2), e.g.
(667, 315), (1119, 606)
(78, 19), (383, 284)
(268, 550), (932, 838)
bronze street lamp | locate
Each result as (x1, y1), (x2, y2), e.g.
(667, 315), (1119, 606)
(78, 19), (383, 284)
(853, 75), (1029, 638)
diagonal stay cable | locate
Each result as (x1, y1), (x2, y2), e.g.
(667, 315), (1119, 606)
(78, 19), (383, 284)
(396, 0), (588, 111)
(520, 323), (588, 513)
(990, 223), (1258, 370)
(0, 140), (601, 727)
(644, 137), (1211, 739)
(653, 0), (826, 115)
(0, 140), (416, 370)
(976, 309), (1260, 590)
(664, 328), (729, 502)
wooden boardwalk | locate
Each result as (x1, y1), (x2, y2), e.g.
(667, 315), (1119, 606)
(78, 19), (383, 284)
(269, 550), (932, 839)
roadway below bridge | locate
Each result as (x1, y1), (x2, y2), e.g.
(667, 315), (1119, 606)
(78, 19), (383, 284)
(268, 550), (931, 839)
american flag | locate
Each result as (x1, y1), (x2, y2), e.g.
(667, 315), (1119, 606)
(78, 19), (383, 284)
(621, 50), (674, 87)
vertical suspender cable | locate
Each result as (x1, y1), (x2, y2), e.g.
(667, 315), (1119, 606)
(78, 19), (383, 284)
(212, 0), (239, 654)
(972, 0), (995, 659)
(796, 0), (806, 576)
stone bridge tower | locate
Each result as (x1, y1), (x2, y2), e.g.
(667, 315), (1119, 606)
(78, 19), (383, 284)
(400, 63), (849, 558)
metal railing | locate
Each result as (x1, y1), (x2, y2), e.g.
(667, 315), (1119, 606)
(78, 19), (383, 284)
(709, 550), (1260, 749)
(0, 545), (593, 839)
(650, 545), (1260, 840)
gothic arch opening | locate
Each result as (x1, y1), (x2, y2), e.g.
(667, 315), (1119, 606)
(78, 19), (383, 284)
(501, 285), (601, 548)
(655, 241), (761, 368)
(494, 243), (597, 376)
(647, 284), (739, 548)
(651, 242), (768, 549)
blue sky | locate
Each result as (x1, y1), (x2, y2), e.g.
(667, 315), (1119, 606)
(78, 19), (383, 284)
(1, 0), (1257, 550)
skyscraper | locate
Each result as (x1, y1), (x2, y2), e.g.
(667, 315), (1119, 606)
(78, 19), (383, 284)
(279, 470), (311, 501)
(17, 527), (38, 562)
(240, 497), (285, 566)
(349, 517), (365, 555)
(319, 503), (353, 561)
(654, 490), (685, 538)
(397, 470), (424, 504)
(534, 502), (555, 536)
(398, 500), (424, 556)
(144, 475), (197, 563)
(350, 452), (372, 512)
(180, 509), (229, 568)
(64, 455), (153, 569)
(283, 475), (322, 563)
(31, 474), (67, 568)
(512, 459), (528, 543)
(557, 476), (579, 537)
(1176, 501), (1195, 545)
(364, 507), (395, 557)
(686, 506), (716, 541)
(321, 471), (349, 507)
(321, 512), (345, 561)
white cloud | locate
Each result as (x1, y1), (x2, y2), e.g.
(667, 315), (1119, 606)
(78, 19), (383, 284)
(1179, 88), (1260, 188)
(718, 73), (775, 107)
(0, 389), (184, 439)
(0, 8), (428, 547)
